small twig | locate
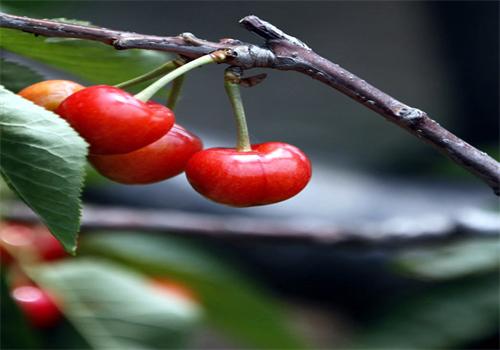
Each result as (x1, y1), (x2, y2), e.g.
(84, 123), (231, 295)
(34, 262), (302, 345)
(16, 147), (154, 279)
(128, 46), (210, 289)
(1, 13), (498, 194)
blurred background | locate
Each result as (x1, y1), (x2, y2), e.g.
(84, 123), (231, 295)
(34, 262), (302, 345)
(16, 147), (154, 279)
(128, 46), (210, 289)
(1, 1), (499, 349)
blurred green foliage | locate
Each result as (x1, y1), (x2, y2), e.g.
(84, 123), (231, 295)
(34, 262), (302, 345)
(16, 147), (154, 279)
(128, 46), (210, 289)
(394, 237), (499, 280)
(80, 232), (307, 349)
(349, 238), (499, 349)
(350, 274), (498, 350)
(0, 59), (44, 93)
(31, 259), (200, 349)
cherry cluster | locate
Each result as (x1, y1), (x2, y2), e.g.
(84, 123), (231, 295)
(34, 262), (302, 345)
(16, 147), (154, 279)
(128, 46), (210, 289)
(20, 81), (202, 185)
(0, 221), (196, 329)
(19, 71), (311, 207)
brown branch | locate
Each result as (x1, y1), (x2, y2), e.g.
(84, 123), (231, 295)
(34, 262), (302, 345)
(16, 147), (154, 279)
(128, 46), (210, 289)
(3, 201), (498, 246)
(1, 13), (498, 194)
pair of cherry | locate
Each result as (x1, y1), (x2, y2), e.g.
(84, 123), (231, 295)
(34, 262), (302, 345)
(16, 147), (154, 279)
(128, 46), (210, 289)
(20, 81), (202, 184)
(19, 62), (311, 207)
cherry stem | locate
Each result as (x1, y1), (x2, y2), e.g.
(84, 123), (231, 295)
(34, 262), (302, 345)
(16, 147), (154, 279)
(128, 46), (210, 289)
(135, 51), (226, 102)
(114, 61), (177, 89)
(166, 73), (185, 111)
(224, 70), (252, 152)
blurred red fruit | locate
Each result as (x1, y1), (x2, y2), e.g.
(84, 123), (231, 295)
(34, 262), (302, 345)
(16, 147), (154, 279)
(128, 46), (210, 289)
(11, 285), (62, 328)
(0, 222), (67, 262)
(0, 223), (36, 263)
(33, 226), (67, 261)
(0, 244), (13, 265)
(150, 278), (197, 303)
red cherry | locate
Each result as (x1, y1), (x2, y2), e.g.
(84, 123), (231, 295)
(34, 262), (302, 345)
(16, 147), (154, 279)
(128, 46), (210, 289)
(0, 246), (11, 265)
(18, 80), (84, 112)
(56, 85), (175, 155)
(185, 142), (312, 207)
(0, 223), (67, 262)
(11, 285), (62, 328)
(89, 124), (202, 184)
(0, 223), (34, 247)
(0, 223), (36, 263)
(150, 278), (197, 303)
(32, 226), (67, 261)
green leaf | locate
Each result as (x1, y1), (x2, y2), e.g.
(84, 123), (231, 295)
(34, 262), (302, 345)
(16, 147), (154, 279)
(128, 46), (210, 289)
(349, 275), (499, 349)
(393, 238), (500, 280)
(0, 59), (44, 93)
(80, 232), (307, 349)
(0, 176), (15, 204)
(31, 259), (200, 349)
(0, 86), (88, 253)
(0, 27), (172, 85)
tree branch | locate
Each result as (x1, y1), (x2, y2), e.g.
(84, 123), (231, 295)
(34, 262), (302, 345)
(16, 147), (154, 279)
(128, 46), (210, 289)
(1, 13), (498, 194)
(3, 201), (498, 246)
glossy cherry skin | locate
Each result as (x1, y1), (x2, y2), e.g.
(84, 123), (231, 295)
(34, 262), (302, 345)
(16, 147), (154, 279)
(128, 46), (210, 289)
(18, 80), (84, 111)
(185, 142), (312, 207)
(11, 285), (62, 328)
(56, 85), (175, 155)
(89, 124), (202, 184)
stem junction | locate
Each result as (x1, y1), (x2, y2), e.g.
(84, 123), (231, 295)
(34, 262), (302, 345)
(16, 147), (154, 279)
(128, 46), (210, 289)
(135, 50), (227, 102)
(114, 61), (177, 89)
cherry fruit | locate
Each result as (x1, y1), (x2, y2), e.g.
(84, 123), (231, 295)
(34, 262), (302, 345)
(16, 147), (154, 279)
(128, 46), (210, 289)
(11, 285), (62, 328)
(150, 278), (197, 303)
(0, 222), (67, 262)
(0, 244), (12, 265)
(185, 142), (311, 207)
(0, 223), (36, 263)
(89, 124), (202, 184)
(18, 80), (84, 111)
(32, 226), (67, 261)
(56, 86), (175, 154)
